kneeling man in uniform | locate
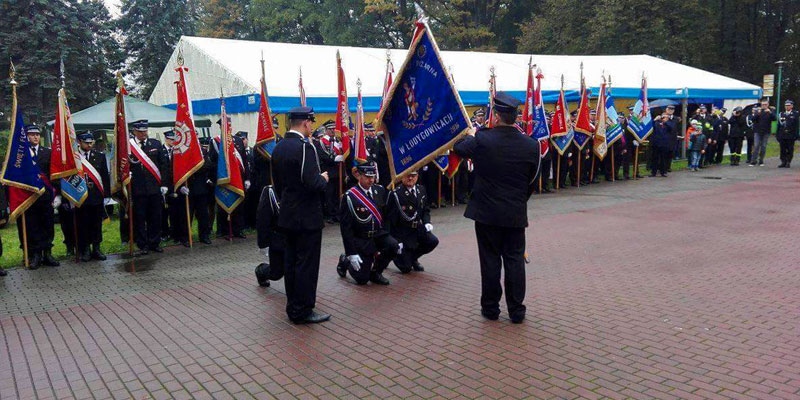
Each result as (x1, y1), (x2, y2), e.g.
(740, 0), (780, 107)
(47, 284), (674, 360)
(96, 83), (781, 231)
(386, 170), (438, 273)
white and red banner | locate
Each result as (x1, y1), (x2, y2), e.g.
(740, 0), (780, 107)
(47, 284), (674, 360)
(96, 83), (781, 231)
(172, 64), (204, 190)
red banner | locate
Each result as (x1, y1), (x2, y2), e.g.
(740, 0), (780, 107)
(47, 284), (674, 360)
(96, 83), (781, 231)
(551, 88), (570, 137)
(255, 72), (276, 158)
(112, 85), (131, 198)
(335, 51), (351, 159)
(354, 85), (368, 164)
(172, 65), (204, 190)
(522, 66), (534, 136)
(574, 79), (593, 136)
(50, 88), (81, 180)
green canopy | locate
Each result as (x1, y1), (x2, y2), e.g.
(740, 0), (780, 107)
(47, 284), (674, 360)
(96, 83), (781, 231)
(47, 95), (211, 130)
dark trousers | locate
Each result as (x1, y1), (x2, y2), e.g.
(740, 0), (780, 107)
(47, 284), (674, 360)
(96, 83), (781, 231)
(340, 234), (399, 284)
(745, 135), (754, 163)
(189, 193), (211, 240)
(256, 246), (286, 283)
(168, 195), (187, 243)
(779, 139), (796, 165)
(393, 231), (439, 273)
(325, 177), (340, 220)
(283, 228), (322, 321)
(59, 205), (75, 251)
(76, 204), (104, 252)
(119, 202), (129, 243)
(537, 155), (552, 190)
(17, 193), (54, 253)
(649, 147), (669, 175)
(216, 204), (245, 236)
(714, 139), (727, 164)
(454, 168), (469, 202)
(474, 221), (526, 319)
(133, 194), (163, 250)
(729, 137), (744, 164)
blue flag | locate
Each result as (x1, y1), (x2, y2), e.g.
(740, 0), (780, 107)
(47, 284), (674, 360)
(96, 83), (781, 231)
(604, 88), (624, 146)
(377, 22), (472, 182)
(0, 103), (44, 221)
(628, 77), (653, 141)
(433, 154), (449, 172)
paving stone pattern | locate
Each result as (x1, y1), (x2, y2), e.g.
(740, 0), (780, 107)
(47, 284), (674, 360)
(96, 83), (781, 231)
(1, 159), (799, 399)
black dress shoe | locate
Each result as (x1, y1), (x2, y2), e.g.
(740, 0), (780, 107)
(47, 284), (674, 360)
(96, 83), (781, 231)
(135, 248), (149, 256)
(200, 237), (212, 245)
(80, 249), (92, 262)
(234, 232), (247, 239)
(180, 241), (190, 248)
(91, 247), (107, 261)
(370, 273), (390, 285)
(293, 310), (331, 324)
(150, 246), (163, 253)
(42, 251), (60, 267)
(511, 314), (525, 324)
(0, 268), (6, 276)
(481, 310), (499, 321)
(412, 262), (425, 272)
(255, 264), (270, 287)
(336, 255), (347, 278)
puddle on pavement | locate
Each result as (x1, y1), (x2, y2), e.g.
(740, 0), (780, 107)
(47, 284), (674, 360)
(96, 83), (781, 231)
(702, 176), (723, 180)
(107, 255), (156, 273)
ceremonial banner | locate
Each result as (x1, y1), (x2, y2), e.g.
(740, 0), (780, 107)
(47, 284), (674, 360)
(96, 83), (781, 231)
(573, 80), (592, 150)
(299, 67), (307, 107)
(593, 81), (608, 159)
(379, 56), (394, 114)
(377, 20), (472, 182)
(172, 63), (204, 190)
(444, 152), (462, 179)
(51, 88), (88, 206)
(0, 81), (44, 221)
(628, 76), (653, 141)
(522, 64), (534, 136)
(604, 86), (624, 146)
(550, 86), (574, 156)
(215, 99), (245, 213)
(111, 80), (131, 199)
(334, 51), (351, 159)
(353, 83), (369, 164)
(256, 58), (277, 158)
(532, 70), (550, 157)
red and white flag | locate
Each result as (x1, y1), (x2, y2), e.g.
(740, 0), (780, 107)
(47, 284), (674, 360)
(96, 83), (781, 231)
(354, 82), (368, 164)
(111, 78), (131, 199)
(172, 63), (204, 190)
(335, 50), (351, 159)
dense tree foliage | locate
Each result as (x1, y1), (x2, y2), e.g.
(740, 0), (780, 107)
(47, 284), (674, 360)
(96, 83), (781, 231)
(3, 0), (800, 129)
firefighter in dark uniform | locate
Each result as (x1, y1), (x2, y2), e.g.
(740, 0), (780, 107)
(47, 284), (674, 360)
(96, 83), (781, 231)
(130, 119), (169, 254)
(214, 124), (250, 239)
(452, 92), (540, 324)
(695, 105), (714, 167)
(336, 162), (399, 285)
(728, 107), (747, 166)
(187, 137), (215, 244)
(386, 170), (438, 273)
(712, 107), (730, 164)
(778, 100), (799, 168)
(1, 185), (8, 276)
(239, 131), (261, 229)
(162, 130), (187, 246)
(254, 184), (285, 287)
(312, 125), (335, 221)
(19, 125), (60, 268)
(271, 106), (330, 324)
(76, 132), (110, 261)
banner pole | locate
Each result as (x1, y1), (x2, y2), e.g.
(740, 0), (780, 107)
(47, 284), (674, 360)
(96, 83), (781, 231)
(611, 151), (616, 182)
(577, 154), (581, 188)
(127, 183), (134, 255)
(437, 172), (442, 207)
(450, 177), (455, 207)
(338, 163), (343, 198)
(227, 213), (233, 241)
(22, 212), (30, 268)
(634, 147), (639, 180)
(72, 209), (79, 263)
(590, 154), (595, 183)
(556, 157), (561, 190)
(184, 193), (193, 248)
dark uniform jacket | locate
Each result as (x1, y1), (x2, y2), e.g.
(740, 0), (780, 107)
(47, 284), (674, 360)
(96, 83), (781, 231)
(386, 184), (431, 247)
(339, 184), (390, 256)
(712, 115), (729, 141)
(31, 146), (56, 194)
(187, 145), (215, 195)
(130, 138), (168, 196)
(752, 108), (777, 135)
(82, 150), (110, 206)
(453, 125), (540, 228)
(777, 109), (799, 140)
(728, 113), (747, 138)
(272, 131), (327, 231)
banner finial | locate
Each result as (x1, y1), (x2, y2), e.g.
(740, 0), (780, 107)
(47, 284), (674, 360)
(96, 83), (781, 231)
(9, 59), (16, 86)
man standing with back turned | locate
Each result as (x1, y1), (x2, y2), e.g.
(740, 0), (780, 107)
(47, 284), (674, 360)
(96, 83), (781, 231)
(271, 106), (331, 324)
(453, 92), (540, 324)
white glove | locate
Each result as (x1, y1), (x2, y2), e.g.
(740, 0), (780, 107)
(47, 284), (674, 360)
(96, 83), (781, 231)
(259, 247), (269, 262)
(347, 254), (362, 271)
(179, 186), (190, 195)
(334, 155), (344, 162)
(425, 223), (433, 232)
(160, 187), (168, 195)
(244, 180), (251, 190)
(103, 198), (112, 206)
(52, 195), (62, 209)
(397, 243), (403, 255)
(633, 140), (640, 147)
(567, 152), (573, 158)
(206, 179), (214, 186)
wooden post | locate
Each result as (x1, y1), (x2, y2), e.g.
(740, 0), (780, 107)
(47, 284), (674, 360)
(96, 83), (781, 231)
(590, 154), (596, 183)
(22, 213), (30, 268)
(450, 177), (456, 207)
(556, 156), (561, 190)
(633, 147), (640, 180)
(184, 194), (193, 248)
(437, 173), (442, 207)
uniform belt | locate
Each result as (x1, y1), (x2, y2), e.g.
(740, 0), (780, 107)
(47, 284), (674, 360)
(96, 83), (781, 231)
(407, 221), (420, 228)
(356, 230), (377, 239)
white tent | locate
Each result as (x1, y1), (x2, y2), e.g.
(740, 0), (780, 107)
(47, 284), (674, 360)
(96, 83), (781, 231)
(149, 36), (762, 140)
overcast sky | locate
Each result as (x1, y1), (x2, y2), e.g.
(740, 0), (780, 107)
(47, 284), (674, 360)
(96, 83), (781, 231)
(104, 0), (121, 17)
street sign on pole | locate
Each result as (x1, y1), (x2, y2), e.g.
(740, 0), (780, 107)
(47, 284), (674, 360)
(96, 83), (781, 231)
(763, 74), (775, 97)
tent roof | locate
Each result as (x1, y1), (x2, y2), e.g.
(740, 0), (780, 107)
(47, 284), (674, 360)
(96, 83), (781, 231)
(149, 36), (762, 114)
(48, 95), (211, 130)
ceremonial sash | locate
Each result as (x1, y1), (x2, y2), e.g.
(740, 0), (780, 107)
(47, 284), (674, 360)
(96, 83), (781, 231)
(129, 138), (161, 184)
(81, 154), (104, 194)
(349, 187), (383, 226)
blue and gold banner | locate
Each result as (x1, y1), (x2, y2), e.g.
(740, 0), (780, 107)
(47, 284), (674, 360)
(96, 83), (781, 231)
(377, 22), (472, 183)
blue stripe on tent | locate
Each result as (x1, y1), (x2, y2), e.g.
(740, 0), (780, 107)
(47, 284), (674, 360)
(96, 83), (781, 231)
(163, 87), (762, 115)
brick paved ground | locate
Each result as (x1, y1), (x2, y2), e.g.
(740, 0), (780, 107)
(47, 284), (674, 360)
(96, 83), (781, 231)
(1, 159), (799, 399)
